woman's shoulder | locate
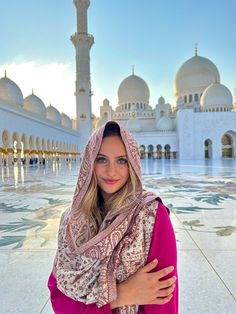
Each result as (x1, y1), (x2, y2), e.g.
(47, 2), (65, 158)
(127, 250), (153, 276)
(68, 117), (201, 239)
(143, 198), (158, 217)
(142, 197), (170, 218)
(141, 198), (159, 233)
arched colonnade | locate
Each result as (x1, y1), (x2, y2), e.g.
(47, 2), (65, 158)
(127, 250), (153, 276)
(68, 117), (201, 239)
(139, 144), (177, 159)
(0, 129), (79, 167)
(204, 131), (236, 159)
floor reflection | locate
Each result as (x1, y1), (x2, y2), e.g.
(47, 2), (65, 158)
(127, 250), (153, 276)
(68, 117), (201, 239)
(0, 160), (236, 250)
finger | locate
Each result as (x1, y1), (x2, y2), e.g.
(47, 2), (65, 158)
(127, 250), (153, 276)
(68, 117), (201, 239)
(139, 259), (158, 273)
(156, 294), (173, 305)
(155, 266), (174, 280)
(158, 276), (177, 289)
(156, 284), (176, 297)
(150, 294), (173, 305)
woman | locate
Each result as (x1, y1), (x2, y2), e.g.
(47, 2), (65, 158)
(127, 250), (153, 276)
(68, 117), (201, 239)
(48, 121), (178, 313)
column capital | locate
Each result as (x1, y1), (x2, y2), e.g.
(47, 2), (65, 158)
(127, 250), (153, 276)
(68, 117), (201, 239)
(71, 32), (94, 49)
(73, 0), (90, 10)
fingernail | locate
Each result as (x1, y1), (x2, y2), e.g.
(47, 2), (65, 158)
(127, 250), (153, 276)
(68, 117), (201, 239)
(153, 258), (158, 263)
(170, 266), (174, 271)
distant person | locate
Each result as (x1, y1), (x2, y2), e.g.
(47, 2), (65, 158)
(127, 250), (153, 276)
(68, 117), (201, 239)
(48, 121), (178, 313)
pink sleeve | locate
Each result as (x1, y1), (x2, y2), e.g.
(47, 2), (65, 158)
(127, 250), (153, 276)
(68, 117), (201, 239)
(137, 201), (178, 314)
(47, 272), (112, 314)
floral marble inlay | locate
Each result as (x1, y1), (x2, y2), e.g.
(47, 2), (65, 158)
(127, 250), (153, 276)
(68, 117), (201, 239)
(0, 160), (236, 313)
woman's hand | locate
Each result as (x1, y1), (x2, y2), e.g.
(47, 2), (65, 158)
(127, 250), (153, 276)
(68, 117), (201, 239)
(110, 259), (176, 309)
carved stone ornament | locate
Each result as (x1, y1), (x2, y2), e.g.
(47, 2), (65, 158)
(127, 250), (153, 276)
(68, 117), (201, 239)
(80, 113), (87, 119)
(79, 88), (86, 93)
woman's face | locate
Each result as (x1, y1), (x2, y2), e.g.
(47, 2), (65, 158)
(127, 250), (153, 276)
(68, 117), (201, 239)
(94, 135), (129, 200)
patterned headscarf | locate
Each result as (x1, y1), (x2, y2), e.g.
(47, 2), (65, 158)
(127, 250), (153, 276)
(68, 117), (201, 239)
(53, 121), (157, 313)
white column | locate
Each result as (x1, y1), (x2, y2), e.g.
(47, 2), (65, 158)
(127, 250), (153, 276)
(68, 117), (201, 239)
(71, 0), (94, 150)
(25, 154), (30, 165)
(9, 153), (13, 166)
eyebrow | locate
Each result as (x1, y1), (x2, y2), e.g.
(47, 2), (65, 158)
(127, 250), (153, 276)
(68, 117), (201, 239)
(97, 153), (127, 158)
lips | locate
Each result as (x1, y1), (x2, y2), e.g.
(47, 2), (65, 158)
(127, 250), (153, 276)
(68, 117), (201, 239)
(103, 179), (119, 185)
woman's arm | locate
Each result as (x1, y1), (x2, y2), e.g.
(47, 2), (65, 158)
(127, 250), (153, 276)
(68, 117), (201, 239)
(110, 259), (176, 309)
(138, 201), (178, 313)
(49, 259), (176, 313)
(48, 272), (112, 314)
(110, 201), (178, 312)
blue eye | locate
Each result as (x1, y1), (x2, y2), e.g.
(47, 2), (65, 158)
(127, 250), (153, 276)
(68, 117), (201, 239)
(117, 158), (128, 165)
(96, 157), (107, 164)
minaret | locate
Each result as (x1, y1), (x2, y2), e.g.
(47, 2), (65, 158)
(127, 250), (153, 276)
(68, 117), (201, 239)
(71, 0), (94, 149)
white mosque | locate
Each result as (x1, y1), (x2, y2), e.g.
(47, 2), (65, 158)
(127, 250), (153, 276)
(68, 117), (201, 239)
(0, 0), (236, 167)
(96, 50), (236, 159)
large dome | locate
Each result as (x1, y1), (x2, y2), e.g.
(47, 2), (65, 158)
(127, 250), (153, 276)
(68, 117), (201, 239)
(46, 105), (61, 124)
(0, 76), (23, 107)
(174, 54), (220, 99)
(201, 82), (233, 110)
(23, 93), (46, 117)
(118, 74), (150, 105)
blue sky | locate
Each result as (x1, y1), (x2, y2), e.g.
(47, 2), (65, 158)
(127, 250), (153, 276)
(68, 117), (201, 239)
(0, 0), (235, 117)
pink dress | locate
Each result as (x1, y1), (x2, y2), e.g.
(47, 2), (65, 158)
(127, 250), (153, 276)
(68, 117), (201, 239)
(48, 202), (178, 313)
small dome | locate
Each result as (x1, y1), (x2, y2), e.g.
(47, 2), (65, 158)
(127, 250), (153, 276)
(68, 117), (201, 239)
(23, 93), (46, 117)
(0, 76), (23, 107)
(126, 115), (142, 132)
(201, 83), (233, 110)
(156, 116), (173, 131)
(118, 74), (149, 105)
(158, 96), (165, 105)
(46, 105), (61, 124)
(174, 55), (220, 99)
(103, 98), (110, 106)
(61, 113), (72, 128)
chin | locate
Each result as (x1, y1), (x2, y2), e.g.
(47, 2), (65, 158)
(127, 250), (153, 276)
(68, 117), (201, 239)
(103, 187), (120, 195)
(100, 183), (124, 196)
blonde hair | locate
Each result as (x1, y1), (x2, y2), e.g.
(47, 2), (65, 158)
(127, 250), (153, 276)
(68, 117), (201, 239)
(81, 160), (140, 232)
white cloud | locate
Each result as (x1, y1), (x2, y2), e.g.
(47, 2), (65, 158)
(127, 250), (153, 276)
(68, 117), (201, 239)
(0, 61), (76, 119)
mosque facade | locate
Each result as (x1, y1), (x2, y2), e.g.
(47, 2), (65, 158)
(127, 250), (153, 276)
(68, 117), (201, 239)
(0, 0), (236, 167)
(96, 50), (236, 159)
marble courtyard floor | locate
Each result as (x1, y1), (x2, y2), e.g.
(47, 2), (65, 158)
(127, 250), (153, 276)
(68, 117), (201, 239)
(0, 159), (236, 314)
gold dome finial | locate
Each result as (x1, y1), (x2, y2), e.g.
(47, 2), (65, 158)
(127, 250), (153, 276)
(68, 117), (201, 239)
(4, 69), (7, 78)
(195, 43), (198, 56)
(32, 88), (34, 95)
(132, 65), (134, 75)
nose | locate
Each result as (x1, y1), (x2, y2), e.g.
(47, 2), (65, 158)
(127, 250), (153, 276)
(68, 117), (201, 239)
(106, 161), (117, 177)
